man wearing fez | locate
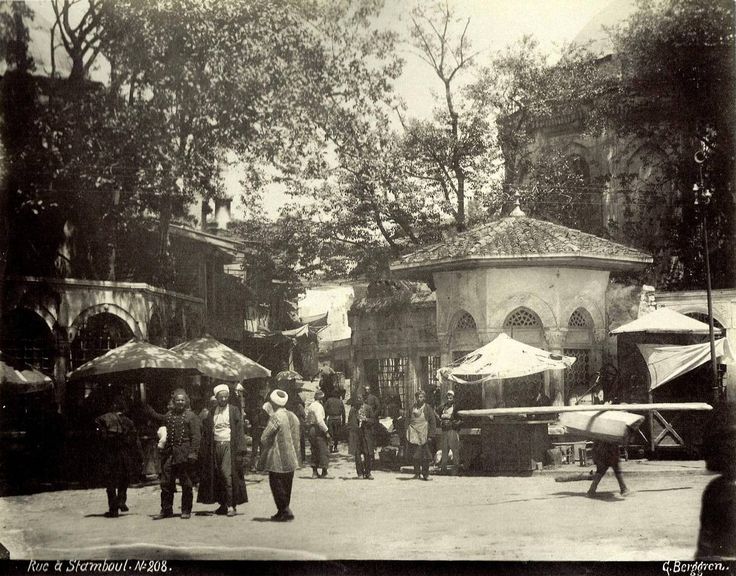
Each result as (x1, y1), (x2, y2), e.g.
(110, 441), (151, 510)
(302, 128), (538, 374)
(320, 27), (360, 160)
(198, 384), (248, 517)
(143, 389), (201, 519)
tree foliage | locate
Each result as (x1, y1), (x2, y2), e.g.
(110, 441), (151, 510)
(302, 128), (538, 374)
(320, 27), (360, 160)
(473, 0), (734, 289)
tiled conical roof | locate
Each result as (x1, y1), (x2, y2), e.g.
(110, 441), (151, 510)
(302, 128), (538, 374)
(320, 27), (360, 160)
(391, 216), (652, 276)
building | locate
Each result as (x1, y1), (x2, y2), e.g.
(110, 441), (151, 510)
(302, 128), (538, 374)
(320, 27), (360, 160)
(1, 224), (254, 408)
(348, 203), (652, 410)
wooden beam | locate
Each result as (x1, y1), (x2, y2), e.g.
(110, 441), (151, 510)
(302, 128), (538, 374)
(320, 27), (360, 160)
(458, 402), (712, 418)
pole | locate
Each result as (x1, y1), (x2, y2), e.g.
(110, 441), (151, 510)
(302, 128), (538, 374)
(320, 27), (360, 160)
(696, 155), (719, 404)
(702, 212), (719, 403)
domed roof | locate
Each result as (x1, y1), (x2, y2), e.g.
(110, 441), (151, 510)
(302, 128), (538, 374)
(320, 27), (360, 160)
(391, 214), (652, 277)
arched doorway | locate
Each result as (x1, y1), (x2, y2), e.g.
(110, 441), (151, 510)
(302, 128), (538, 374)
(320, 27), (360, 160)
(0, 308), (56, 375)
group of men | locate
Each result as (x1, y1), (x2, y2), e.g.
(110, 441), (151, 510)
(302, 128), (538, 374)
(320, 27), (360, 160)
(97, 385), (302, 522)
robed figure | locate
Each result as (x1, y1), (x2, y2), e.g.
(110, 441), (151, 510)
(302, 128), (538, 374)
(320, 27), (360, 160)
(198, 401), (248, 511)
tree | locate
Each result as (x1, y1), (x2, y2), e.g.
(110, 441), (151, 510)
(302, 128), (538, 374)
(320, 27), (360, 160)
(598, 0), (735, 289)
(404, 1), (497, 231)
(2, 0), (336, 288)
(472, 0), (734, 289)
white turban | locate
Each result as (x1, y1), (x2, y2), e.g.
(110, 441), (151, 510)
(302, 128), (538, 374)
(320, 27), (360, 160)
(213, 384), (230, 397)
(270, 389), (288, 407)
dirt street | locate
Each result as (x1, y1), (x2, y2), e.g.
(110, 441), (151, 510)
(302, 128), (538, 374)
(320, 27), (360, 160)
(0, 449), (712, 561)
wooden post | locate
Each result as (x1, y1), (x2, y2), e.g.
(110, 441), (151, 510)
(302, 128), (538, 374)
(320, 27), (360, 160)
(648, 383), (655, 453)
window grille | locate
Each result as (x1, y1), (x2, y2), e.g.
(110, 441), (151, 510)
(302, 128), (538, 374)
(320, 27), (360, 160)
(421, 355), (441, 388)
(504, 308), (541, 327)
(564, 348), (590, 401)
(455, 312), (477, 331)
(71, 313), (133, 370)
(378, 357), (408, 410)
(568, 309), (589, 328)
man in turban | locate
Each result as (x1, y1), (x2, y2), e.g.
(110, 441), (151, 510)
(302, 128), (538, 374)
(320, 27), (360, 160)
(198, 384), (248, 517)
(258, 389), (301, 521)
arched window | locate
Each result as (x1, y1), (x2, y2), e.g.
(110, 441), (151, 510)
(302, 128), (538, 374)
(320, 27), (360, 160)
(455, 311), (477, 331)
(568, 308), (591, 328)
(71, 312), (134, 370)
(0, 308), (56, 375)
(504, 308), (541, 328)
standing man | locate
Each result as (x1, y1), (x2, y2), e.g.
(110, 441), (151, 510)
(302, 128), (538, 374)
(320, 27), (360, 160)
(436, 390), (461, 475)
(324, 392), (345, 453)
(355, 396), (376, 480)
(198, 384), (248, 517)
(95, 396), (141, 518)
(144, 389), (201, 519)
(259, 389), (301, 522)
(407, 390), (437, 481)
(362, 383), (381, 418)
(306, 390), (331, 478)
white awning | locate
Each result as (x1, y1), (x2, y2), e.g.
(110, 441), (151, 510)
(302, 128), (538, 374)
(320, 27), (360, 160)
(438, 333), (576, 385)
(611, 308), (722, 335)
(637, 338), (733, 390)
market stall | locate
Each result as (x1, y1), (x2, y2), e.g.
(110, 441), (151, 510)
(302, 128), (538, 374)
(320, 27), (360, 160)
(611, 308), (731, 455)
(439, 334), (576, 474)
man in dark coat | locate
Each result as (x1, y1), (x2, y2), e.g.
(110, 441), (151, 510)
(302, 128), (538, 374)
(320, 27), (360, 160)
(198, 384), (248, 517)
(143, 389), (201, 519)
(355, 397), (377, 479)
(95, 396), (141, 518)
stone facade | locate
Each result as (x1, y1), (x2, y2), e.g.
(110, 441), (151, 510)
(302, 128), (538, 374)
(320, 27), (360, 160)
(0, 228), (251, 408)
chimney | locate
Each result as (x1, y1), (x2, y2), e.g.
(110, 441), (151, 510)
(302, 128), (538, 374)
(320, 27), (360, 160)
(214, 198), (232, 231)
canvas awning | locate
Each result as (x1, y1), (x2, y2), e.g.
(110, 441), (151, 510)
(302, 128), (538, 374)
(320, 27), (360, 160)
(438, 333), (576, 385)
(171, 335), (271, 381)
(610, 308), (722, 335)
(0, 352), (53, 394)
(68, 340), (200, 381)
(637, 338), (733, 390)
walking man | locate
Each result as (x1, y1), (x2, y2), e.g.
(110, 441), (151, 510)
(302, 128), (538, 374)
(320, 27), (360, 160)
(95, 396), (141, 518)
(324, 392), (346, 453)
(198, 384), (248, 517)
(587, 439), (630, 498)
(407, 390), (437, 481)
(259, 389), (301, 521)
(306, 390), (331, 478)
(144, 389), (201, 519)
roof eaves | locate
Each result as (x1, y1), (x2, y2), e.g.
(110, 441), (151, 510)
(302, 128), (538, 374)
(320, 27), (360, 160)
(391, 252), (653, 274)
